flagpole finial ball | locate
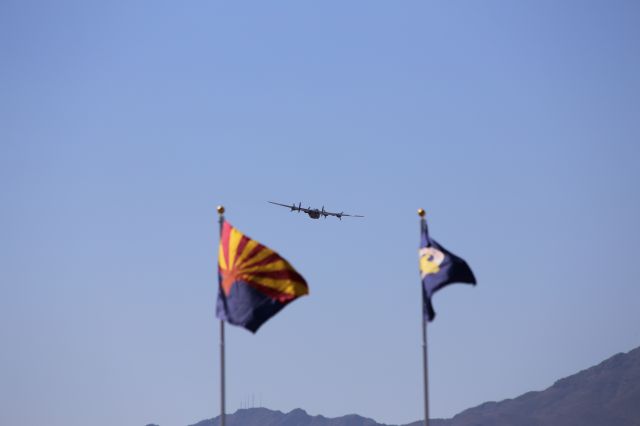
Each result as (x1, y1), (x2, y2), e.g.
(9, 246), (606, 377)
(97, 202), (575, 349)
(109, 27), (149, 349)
(217, 205), (225, 214)
(418, 208), (425, 217)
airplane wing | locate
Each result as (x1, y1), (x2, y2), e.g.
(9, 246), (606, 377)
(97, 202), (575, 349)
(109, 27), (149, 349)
(267, 201), (312, 213)
(268, 201), (295, 209)
(323, 209), (364, 218)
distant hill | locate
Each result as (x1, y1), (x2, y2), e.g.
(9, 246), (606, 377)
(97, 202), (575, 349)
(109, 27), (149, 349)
(188, 407), (417, 426)
(188, 407), (449, 426)
(184, 346), (640, 426)
(418, 345), (640, 426)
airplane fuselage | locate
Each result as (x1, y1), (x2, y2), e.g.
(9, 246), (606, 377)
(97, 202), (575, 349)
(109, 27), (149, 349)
(307, 210), (321, 219)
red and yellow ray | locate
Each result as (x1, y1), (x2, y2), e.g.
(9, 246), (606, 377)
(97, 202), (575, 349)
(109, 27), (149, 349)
(218, 221), (308, 302)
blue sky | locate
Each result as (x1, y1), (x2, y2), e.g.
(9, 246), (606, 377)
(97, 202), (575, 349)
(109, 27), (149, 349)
(2, 1), (639, 426)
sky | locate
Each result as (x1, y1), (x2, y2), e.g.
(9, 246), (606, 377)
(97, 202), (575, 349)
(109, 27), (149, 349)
(1, 1), (640, 425)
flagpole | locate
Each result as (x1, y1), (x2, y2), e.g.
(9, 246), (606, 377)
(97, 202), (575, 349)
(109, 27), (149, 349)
(422, 306), (430, 426)
(217, 205), (226, 426)
(418, 208), (429, 426)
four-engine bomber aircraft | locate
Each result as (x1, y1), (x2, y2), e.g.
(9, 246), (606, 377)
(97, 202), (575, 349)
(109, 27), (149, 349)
(268, 201), (364, 220)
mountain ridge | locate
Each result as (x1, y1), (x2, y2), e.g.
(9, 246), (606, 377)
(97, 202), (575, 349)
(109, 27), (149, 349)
(183, 345), (640, 426)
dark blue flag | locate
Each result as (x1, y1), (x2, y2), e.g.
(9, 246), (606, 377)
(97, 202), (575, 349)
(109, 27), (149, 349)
(419, 219), (476, 321)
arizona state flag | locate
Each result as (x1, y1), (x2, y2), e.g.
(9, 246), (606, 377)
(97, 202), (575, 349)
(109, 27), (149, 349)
(216, 221), (308, 332)
(419, 219), (476, 322)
